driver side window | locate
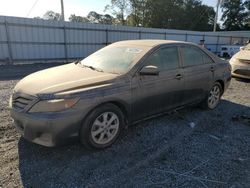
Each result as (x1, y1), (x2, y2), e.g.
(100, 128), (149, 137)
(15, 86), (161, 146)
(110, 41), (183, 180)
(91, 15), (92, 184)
(144, 47), (179, 70)
(144, 52), (161, 68)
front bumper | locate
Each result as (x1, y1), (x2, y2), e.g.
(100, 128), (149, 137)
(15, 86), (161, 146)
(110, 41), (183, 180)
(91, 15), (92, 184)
(11, 109), (85, 147)
(231, 62), (250, 79)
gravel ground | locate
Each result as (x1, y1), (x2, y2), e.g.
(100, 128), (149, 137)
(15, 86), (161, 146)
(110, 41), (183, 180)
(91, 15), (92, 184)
(0, 74), (250, 188)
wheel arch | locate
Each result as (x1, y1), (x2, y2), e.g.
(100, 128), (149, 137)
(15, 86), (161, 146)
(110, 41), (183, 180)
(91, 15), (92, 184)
(82, 100), (130, 127)
(215, 79), (225, 94)
(107, 100), (129, 124)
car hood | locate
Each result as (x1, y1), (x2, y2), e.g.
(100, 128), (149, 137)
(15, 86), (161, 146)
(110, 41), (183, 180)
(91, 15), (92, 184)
(235, 50), (250, 60)
(14, 63), (119, 96)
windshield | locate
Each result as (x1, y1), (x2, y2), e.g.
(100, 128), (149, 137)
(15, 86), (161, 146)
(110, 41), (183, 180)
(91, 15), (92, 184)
(244, 43), (250, 50)
(80, 45), (145, 74)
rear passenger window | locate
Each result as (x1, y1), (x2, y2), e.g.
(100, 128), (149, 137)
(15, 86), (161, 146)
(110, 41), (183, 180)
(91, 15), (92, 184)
(144, 47), (179, 70)
(182, 46), (203, 67)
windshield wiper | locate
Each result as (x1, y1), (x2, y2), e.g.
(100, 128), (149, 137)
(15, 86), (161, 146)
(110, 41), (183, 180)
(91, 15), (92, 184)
(74, 59), (82, 65)
(81, 64), (104, 72)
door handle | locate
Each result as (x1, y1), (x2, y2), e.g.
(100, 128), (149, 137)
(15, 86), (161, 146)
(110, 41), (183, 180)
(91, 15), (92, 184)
(210, 66), (215, 72)
(175, 74), (183, 80)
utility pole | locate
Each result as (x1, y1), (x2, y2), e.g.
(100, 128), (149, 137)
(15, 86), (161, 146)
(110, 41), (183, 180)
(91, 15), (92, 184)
(60, 0), (65, 21)
(213, 0), (221, 32)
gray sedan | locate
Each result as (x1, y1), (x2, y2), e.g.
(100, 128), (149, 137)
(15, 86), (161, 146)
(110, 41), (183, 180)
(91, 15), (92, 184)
(10, 40), (231, 149)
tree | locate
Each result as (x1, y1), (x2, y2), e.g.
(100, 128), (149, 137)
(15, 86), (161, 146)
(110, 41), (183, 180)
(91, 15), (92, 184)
(244, 0), (250, 28)
(100, 14), (113, 24)
(87, 11), (102, 23)
(86, 11), (113, 24)
(69, 14), (89, 23)
(131, 0), (215, 31)
(104, 0), (217, 30)
(105, 0), (130, 25)
(128, 0), (148, 26)
(221, 0), (249, 30)
(33, 16), (42, 19)
(180, 0), (216, 31)
(43, 11), (61, 21)
(143, 0), (184, 29)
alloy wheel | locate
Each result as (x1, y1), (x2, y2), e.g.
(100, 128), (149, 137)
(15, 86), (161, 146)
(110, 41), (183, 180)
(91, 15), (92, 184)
(208, 85), (221, 109)
(90, 112), (120, 145)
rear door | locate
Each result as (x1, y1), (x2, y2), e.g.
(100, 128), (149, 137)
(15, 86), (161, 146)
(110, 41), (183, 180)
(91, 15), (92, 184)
(180, 45), (215, 104)
(131, 45), (185, 121)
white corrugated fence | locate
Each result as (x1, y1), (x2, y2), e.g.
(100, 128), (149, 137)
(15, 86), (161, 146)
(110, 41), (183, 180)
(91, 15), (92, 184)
(0, 16), (249, 64)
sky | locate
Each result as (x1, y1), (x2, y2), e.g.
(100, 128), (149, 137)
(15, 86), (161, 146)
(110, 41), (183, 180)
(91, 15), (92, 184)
(0, 0), (221, 21)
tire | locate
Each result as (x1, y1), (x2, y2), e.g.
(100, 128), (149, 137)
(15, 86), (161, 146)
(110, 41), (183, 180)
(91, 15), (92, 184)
(202, 82), (223, 110)
(80, 103), (125, 150)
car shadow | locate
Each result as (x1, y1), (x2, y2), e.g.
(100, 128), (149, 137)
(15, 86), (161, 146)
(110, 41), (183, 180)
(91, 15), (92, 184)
(233, 77), (250, 83)
(18, 100), (250, 187)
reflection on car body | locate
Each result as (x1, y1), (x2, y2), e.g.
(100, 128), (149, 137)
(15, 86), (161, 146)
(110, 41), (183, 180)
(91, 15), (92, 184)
(10, 40), (231, 149)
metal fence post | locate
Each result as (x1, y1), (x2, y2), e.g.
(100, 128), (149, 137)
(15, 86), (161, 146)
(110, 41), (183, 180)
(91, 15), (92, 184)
(185, 33), (188, 41)
(4, 20), (13, 64)
(63, 25), (68, 63)
(106, 29), (109, 45)
(240, 37), (244, 45)
(138, 30), (142, 39)
(216, 35), (220, 55)
(230, 36), (233, 45)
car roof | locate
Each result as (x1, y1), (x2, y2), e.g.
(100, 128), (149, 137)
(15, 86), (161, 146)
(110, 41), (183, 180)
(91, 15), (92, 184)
(111, 40), (192, 48)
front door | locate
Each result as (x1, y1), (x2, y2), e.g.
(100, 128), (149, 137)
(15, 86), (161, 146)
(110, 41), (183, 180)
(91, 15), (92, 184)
(131, 46), (185, 121)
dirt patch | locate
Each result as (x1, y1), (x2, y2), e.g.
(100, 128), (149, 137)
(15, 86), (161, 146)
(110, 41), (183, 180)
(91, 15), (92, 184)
(0, 77), (250, 188)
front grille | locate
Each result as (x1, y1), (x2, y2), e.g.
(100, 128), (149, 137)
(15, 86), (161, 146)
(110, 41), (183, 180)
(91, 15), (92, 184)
(239, 59), (250, 64)
(234, 69), (250, 76)
(13, 96), (32, 110)
(12, 93), (38, 112)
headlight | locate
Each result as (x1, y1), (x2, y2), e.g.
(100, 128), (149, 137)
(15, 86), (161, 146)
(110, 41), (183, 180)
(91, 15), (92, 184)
(29, 98), (80, 113)
(229, 56), (238, 64)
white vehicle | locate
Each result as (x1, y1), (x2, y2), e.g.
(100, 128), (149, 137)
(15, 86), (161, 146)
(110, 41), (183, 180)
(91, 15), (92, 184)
(230, 43), (250, 79)
(220, 45), (242, 58)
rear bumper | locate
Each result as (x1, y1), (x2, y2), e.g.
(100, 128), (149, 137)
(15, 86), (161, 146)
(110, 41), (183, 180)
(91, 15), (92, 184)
(11, 109), (84, 147)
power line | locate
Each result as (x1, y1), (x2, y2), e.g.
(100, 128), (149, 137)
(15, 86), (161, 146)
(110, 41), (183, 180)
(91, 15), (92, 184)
(26, 0), (40, 17)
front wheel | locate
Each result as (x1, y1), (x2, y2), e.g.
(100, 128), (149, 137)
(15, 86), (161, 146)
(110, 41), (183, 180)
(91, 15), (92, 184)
(80, 104), (124, 149)
(203, 82), (223, 110)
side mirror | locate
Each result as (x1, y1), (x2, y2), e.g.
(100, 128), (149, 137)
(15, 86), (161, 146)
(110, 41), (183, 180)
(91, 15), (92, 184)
(240, 47), (244, 50)
(140, 65), (159, 76)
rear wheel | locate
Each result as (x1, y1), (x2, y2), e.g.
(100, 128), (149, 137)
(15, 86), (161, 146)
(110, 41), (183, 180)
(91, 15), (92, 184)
(203, 82), (223, 110)
(80, 104), (124, 149)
